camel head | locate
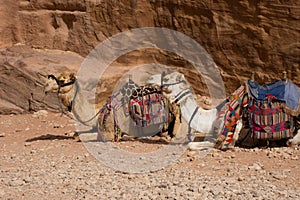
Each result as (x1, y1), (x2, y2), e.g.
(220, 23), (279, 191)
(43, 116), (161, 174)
(147, 72), (192, 104)
(44, 72), (76, 111)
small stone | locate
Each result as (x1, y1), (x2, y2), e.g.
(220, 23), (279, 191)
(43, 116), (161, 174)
(30, 150), (36, 154)
(272, 173), (286, 180)
(53, 123), (61, 128)
(291, 156), (298, 160)
(188, 157), (195, 161)
(24, 142), (31, 147)
(33, 110), (48, 118)
(10, 154), (16, 159)
(9, 179), (25, 187)
(0, 133), (5, 137)
(248, 163), (263, 171)
(198, 163), (206, 167)
(65, 131), (78, 137)
(284, 149), (293, 155)
(253, 147), (259, 152)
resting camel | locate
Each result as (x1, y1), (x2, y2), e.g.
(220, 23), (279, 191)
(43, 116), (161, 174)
(44, 72), (98, 127)
(147, 71), (244, 150)
(44, 72), (181, 141)
(147, 71), (300, 149)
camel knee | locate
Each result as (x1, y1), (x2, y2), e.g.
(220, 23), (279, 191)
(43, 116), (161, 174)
(287, 130), (300, 147)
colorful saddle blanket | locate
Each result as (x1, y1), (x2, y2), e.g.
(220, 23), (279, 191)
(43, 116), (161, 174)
(97, 79), (170, 141)
(248, 99), (293, 139)
(214, 85), (247, 150)
(129, 93), (168, 127)
(247, 80), (300, 116)
(247, 80), (297, 140)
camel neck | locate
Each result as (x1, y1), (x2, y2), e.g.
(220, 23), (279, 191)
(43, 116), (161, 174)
(180, 95), (217, 133)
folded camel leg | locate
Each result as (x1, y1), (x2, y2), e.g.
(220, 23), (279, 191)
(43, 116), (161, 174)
(287, 129), (300, 147)
(187, 141), (215, 151)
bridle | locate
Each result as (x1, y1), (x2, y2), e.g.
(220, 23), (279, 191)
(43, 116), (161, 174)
(47, 74), (104, 125)
(47, 74), (76, 91)
(160, 72), (192, 104)
(47, 74), (76, 116)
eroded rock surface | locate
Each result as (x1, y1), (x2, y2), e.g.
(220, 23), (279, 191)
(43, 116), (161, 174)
(0, 0), (299, 112)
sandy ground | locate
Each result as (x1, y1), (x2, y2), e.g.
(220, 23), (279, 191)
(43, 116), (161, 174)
(0, 111), (299, 199)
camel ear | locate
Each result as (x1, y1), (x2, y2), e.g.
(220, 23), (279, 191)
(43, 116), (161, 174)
(162, 88), (172, 94)
(70, 72), (76, 81)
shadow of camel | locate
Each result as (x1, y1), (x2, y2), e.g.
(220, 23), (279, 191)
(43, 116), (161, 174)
(26, 134), (77, 142)
(134, 137), (170, 145)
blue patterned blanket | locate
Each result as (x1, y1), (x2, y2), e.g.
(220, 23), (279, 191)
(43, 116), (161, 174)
(247, 80), (300, 115)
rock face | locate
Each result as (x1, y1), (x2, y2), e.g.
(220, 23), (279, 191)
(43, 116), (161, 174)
(0, 0), (299, 113)
(0, 45), (83, 114)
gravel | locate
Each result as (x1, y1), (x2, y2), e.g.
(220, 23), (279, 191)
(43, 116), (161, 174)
(1, 146), (299, 199)
(0, 113), (299, 199)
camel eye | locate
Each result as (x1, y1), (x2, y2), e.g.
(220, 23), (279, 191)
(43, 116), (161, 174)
(58, 80), (64, 85)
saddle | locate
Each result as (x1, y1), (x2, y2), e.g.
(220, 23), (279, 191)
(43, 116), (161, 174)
(246, 79), (300, 140)
(129, 92), (169, 128)
(97, 79), (171, 141)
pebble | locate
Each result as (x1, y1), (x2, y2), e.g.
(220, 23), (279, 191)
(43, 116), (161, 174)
(32, 110), (48, 118)
(291, 156), (298, 160)
(53, 123), (61, 128)
(9, 179), (24, 187)
(24, 142), (31, 147)
(0, 133), (5, 137)
(248, 163), (263, 171)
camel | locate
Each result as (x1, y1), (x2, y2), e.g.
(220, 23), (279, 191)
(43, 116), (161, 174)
(287, 130), (300, 146)
(147, 71), (300, 149)
(44, 72), (181, 141)
(147, 71), (244, 150)
(287, 116), (300, 146)
(44, 72), (98, 127)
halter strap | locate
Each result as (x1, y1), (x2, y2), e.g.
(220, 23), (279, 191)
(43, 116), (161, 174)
(187, 107), (199, 141)
(160, 72), (191, 103)
(174, 88), (191, 103)
(47, 74), (76, 88)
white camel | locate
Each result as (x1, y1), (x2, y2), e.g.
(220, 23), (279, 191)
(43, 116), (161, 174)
(287, 129), (300, 146)
(147, 71), (243, 150)
(147, 71), (300, 149)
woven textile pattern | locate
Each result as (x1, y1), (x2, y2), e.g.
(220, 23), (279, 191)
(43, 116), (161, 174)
(214, 85), (247, 150)
(129, 93), (168, 127)
(248, 99), (293, 139)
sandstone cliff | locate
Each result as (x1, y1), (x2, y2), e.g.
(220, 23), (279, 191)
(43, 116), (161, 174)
(0, 0), (299, 113)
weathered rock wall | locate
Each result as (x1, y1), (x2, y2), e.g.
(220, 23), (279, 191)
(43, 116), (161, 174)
(0, 0), (299, 113)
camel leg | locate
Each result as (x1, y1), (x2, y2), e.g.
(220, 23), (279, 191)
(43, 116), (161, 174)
(287, 129), (300, 146)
